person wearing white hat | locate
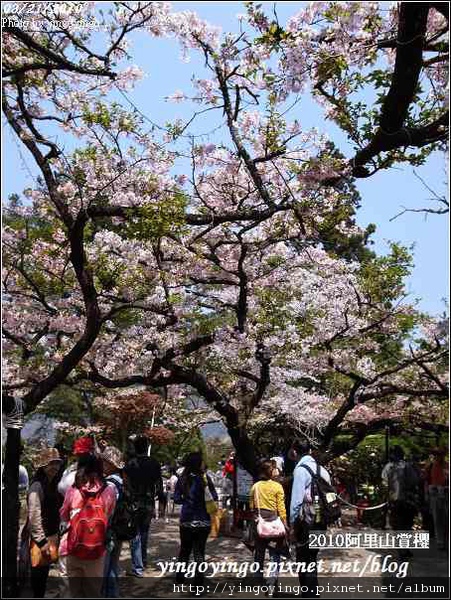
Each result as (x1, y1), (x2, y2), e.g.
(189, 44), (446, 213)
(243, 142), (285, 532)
(101, 446), (125, 598)
(270, 456), (285, 478)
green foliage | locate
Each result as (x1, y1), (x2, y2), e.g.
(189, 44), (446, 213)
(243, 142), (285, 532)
(82, 102), (112, 128)
(204, 436), (233, 470)
(255, 286), (293, 333)
(333, 431), (446, 489)
(93, 252), (126, 291)
(81, 102), (139, 133)
(316, 55), (348, 83)
(34, 385), (91, 424)
(151, 428), (207, 466)
(123, 191), (187, 241)
(358, 242), (414, 305)
(164, 120), (186, 140)
(333, 435), (386, 487)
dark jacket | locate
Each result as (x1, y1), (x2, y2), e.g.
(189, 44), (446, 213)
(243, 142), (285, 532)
(174, 472), (218, 524)
(28, 474), (62, 545)
(125, 455), (162, 522)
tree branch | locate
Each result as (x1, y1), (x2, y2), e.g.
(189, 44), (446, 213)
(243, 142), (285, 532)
(3, 27), (116, 79)
(350, 3), (448, 177)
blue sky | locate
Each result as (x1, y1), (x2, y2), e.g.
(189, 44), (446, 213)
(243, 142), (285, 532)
(2, 1), (448, 316)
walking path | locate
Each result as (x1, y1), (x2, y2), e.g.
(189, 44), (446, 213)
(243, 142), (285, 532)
(36, 514), (448, 598)
(107, 516), (450, 598)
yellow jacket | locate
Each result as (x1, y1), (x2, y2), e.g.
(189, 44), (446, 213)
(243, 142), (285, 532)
(249, 479), (286, 521)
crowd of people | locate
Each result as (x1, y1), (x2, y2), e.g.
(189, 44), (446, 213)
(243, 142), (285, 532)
(244, 441), (449, 595)
(18, 435), (236, 598)
(16, 435), (448, 598)
(381, 445), (449, 554)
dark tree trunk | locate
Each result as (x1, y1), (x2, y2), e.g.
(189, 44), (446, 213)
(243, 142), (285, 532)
(227, 424), (258, 477)
(2, 427), (21, 598)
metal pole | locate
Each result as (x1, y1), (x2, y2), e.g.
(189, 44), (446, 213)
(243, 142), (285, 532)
(385, 425), (390, 463)
(148, 405), (156, 456)
(384, 425), (390, 529)
(232, 457), (238, 530)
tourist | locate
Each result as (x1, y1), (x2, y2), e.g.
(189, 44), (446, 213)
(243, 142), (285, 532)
(289, 439), (330, 596)
(222, 451), (235, 479)
(125, 435), (163, 576)
(426, 447), (449, 551)
(58, 436), (96, 497)
(270, 456), (284, 480)
(250, 460), (288, 590)
(174, 452), (218, 586)
(54, 443), (69, 474)
(382, 446), (420, 558)
(412, 456), (434, 536)
(166, 467), (179, 518)
(382, 447), (419, 529)
(221, 454), (234, 509)
(60, 454), (116, 598)
(27, 447), (63, 598)
(58, 436), (96, 592)
(156, 475), (168, 522)
(101, 446), (126, 598)
(18, 462), (30, 527)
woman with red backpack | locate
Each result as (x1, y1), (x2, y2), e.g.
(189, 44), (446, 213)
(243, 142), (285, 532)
(60, 454), (116, 598)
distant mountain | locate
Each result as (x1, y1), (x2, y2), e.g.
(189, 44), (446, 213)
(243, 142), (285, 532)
(3, 413), (229, 447)
(201, 421), (229, 441)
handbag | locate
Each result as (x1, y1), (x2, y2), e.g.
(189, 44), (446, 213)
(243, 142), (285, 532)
(18, 524), (31, 586)
(203, 475), (218, 515)
(30, 536), (59, 568)
(254, 483), (286, 539)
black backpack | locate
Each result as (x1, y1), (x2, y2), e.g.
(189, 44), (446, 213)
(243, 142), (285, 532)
(126, 457), (160, 515)
(301, 463), (341, 526)
(387, 461), (419, 507)
(108, 477), (139, 542)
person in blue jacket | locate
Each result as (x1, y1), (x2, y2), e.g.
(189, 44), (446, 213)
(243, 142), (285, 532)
(174, 452), (218, 585)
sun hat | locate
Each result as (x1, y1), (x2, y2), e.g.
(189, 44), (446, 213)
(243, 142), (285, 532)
(100, 446), (125, 470)
(72, 436), (94, 456)
(270, 456), (285, 471)
(36, 447), (62, 469)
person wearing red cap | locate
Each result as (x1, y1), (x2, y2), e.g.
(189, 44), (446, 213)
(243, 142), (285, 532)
(58, 437), (95, 497)
(60, 454), (116, 598)
(57, 436), (95, 594)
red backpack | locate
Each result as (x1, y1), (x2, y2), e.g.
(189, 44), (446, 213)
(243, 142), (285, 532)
(67, 486), (108, 560)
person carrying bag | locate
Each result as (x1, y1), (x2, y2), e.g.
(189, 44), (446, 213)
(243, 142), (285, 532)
(60, 454), (116, 598)
(254, 484), (286, 539)
(25, 447), (63, 598)
(250, 460), (288, 589)
(203, 473), (218, 516)
(174, 452), (219, 587)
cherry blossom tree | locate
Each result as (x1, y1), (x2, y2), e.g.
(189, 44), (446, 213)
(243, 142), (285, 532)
(2, 2), (448, 591)
(243, 2), (448, 179)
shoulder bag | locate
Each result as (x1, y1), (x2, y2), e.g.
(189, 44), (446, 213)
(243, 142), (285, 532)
(254, 482), (286, 539)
